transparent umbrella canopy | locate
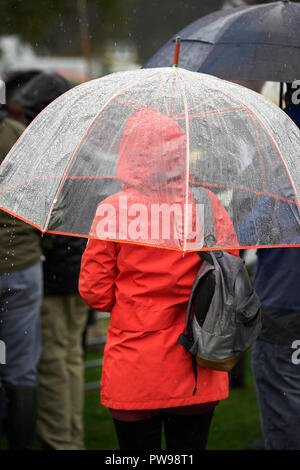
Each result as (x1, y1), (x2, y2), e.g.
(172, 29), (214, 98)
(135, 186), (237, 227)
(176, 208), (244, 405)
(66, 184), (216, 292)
(0, 66), (299, 252)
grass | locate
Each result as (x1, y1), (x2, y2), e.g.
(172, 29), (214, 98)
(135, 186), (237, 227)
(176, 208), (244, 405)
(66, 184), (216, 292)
(0, 350), (261, 450)
(84, 350), (119, 450)
(207, 351), (261, 450)
(83, 349), (262, 450)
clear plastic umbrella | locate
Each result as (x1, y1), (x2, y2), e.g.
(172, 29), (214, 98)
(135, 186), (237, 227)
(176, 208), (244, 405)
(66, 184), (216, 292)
(0, 66), (299, 252)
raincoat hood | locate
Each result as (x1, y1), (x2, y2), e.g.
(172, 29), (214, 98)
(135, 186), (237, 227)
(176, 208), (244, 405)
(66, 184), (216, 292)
(14, 72), (70, 123)
(117, 108), (187, 191)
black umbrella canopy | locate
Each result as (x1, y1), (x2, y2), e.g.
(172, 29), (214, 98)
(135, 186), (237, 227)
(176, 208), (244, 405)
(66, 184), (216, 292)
(144, 1), (300, 82)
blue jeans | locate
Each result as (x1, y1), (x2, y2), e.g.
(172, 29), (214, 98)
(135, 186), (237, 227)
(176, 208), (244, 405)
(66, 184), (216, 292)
(0, 260), (43, 388)
(251, 339), (300, 450)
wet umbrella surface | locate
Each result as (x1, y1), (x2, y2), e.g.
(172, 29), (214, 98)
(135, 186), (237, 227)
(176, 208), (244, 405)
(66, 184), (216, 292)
(0, 67), (299, 251)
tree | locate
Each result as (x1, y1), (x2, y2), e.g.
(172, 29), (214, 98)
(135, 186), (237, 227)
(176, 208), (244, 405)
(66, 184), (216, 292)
(1, 0), (299, 65)
(0, 0), (134, 57)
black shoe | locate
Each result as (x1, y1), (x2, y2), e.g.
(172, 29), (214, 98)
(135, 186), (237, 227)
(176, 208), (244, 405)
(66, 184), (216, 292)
(0, 385), (7, 446)
(39, 439), (56, 451)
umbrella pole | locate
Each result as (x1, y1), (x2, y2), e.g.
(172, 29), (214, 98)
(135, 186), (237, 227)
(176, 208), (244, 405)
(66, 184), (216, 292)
(279, 82), (283, 109)
(173, 36), (181, 67)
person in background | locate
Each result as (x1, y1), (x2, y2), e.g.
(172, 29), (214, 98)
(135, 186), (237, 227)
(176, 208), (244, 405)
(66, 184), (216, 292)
(250, 83), (300, 450)
(2, 70), (41, 124)
(0, 103), (43, 450)
(228, 79), (265, 391)
(12, 72), (88, 450)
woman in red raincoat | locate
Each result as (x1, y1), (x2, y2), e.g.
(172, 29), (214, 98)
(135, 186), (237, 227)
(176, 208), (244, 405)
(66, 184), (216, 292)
(79, 108), (239, 450)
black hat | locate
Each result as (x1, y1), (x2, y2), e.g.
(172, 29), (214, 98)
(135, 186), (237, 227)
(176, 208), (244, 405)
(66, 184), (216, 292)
(14, 72), (70, 122)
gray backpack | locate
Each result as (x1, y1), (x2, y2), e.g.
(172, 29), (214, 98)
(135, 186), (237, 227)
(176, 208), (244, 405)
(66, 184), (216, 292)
(178, 187), (262, 394)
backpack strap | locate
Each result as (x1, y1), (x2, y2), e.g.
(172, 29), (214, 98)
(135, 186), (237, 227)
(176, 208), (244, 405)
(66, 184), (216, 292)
(178, 265), (201, 395)
(190, 185), (216, 251)
(178, 256), (215, 395)
(179, 187), (224, 394)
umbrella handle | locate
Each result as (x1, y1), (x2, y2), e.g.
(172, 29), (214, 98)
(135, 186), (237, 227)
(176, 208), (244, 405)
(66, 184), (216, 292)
(173, 36), (181, 68)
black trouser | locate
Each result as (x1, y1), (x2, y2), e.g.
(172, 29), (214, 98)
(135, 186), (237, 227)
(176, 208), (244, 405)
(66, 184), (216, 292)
(113, 410), (214, 451)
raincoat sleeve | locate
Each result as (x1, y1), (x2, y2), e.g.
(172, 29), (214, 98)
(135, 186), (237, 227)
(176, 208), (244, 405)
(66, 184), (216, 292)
(79, 239), (118, 312)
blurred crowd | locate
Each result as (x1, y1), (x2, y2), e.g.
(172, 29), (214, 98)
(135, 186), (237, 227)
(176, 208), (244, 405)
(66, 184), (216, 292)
(0, 70), (89, 450)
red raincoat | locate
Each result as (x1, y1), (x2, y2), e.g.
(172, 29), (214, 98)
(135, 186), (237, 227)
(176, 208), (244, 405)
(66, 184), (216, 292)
(79, 108), (239, 410)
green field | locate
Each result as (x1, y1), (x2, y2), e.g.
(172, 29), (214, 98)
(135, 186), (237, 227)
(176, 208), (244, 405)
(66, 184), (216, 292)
(0, 349), (261, 450)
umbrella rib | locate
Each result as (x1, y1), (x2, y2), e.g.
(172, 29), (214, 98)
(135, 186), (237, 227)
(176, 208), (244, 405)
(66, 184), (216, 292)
(246, 111), (268, 192)
(41, 70), (164, 233)
(114, 98), (140, 110)
(179, 39), (300, 50)
(175, 68), (190, 253)
(168, 74), (178, 118)
(162, 87), (170, 117)
(174, 106), (246, 121)
(122, 92), (149, 108)
(191, 181), (298, 207)
(174, 96), (220, 118)
(152, 76), (169, 116)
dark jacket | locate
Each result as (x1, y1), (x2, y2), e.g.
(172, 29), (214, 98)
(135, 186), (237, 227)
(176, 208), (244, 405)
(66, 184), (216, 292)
(42, 234), (86, 296)
(14, 72), (86, 295)
(253, 104), (300, 345)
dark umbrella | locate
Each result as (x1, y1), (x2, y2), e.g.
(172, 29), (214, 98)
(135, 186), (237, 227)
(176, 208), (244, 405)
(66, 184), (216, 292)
(144, 1), (300, 84)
